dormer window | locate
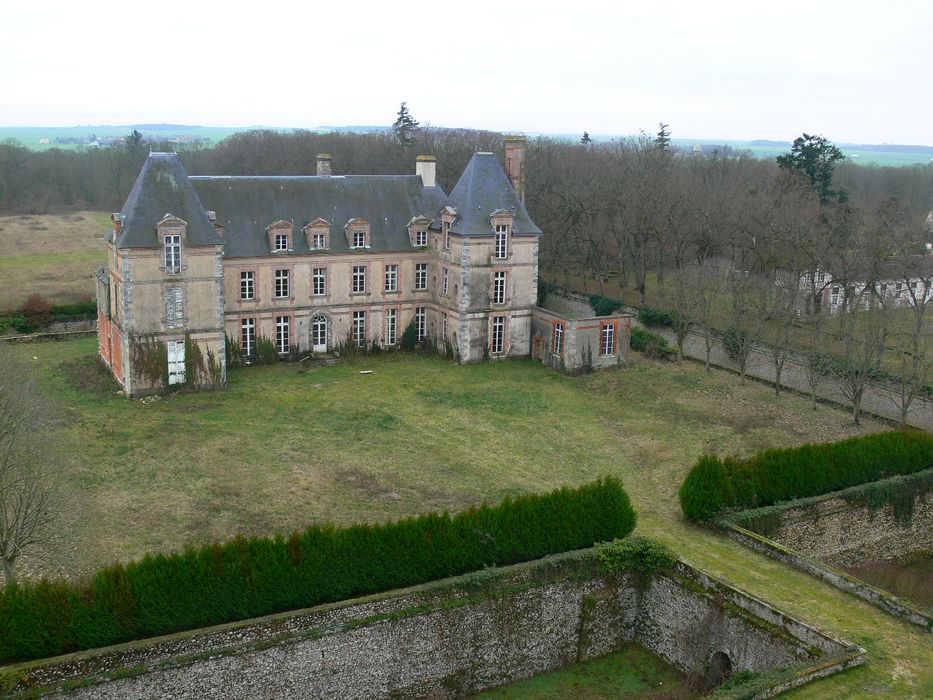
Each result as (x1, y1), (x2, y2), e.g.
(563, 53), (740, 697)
(267, 220), (293, 252)
(495, 225), (509, 259)
(157, 213), (187, 275)
(344, 218), (370, 249)
(304, 218), (330, 250)
(164, 235), (181, 274)
(407, 215), (432, 248)
(490, 209), (513, 260)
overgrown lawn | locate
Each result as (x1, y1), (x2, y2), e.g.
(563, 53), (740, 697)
(7, 338), (932, 698)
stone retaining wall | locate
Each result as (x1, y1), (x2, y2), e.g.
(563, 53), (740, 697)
(760, 491), (933, 567)
(0, 550), (862, 699)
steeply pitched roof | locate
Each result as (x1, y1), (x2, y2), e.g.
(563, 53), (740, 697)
(189, 176), (448, 258)
(443, 152), (542, 237)
(115, 153), (222, 249)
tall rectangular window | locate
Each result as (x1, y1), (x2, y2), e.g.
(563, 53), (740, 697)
(240, 271), (254, 300)
(553, 323), (564, 354)
(601, 323), (615, 356)
(353, 230), (365, 248)
(442, 268), (449, 295)
(164, 234), (181, 273)
(312, 267), (326, 296)
(494, 225), (508, 259)
(353, 311), (366, 347)
(444, 221), (450, 250)
(385, 264), (398, 292)
(312, 232), (327, 249)
(442, 312), (448, 339)
(274, 269), (290, 298)
(493, 271), (506, 305)
(415, 307), (426, 341)
(416, 230), (427, 246)
(415, 263), (427, 290)
(274, 233), (288, 251)
(352, 265), (366, 293)
(275, 316), (290, 354)
(386, 308), (397, 346)
(241, 318), (256, 357)
(491, 315), (505, 354)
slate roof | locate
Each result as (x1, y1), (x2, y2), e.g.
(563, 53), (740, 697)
(443, 152), (542, 237)
(113, 150), (541, 256)
(115, 153), (222, 249)
(190, 175), (448, 258)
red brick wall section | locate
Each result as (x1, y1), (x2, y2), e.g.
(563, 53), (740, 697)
(112, 325), (124, 382)
(98, 312), (112, 366)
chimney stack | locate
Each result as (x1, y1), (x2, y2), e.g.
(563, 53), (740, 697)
(316, 153), (332, 177)
(416, 155), (436, 188)
(111, 212), (123, 234)
(504, 135), (526, 203)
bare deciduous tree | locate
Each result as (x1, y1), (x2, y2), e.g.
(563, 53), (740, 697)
(0, 346), (65, 583)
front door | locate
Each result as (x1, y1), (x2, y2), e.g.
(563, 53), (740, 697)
(311, 316), (327, 352)
(167, 340), (186, 385)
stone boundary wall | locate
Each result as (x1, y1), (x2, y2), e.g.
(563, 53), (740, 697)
(0, 329), (97, 344)
(753, 492), (933, 567)
(0, 550), (863, 699)
(627, 311), (933, 431)
(722, 524), (931, 632)
(720, 475), (933, 630)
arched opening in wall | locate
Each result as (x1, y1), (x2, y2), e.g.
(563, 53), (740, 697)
(705, 650), (733, 690)
(310, 315), (328, 353)
(454, 284), (458, 297)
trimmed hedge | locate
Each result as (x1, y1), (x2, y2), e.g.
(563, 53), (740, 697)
(679, 431), (933, 521)
(0, 478), (635, 663)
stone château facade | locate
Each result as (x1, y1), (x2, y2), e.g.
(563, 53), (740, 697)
(96, 139), (624, 396)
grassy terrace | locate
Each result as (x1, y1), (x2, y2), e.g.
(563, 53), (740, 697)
(7, 337), (933, 698)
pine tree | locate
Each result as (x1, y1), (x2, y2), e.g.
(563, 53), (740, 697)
(580, 131), (592, 145)
(776, 133), (846, 204)
(655, 122), (671, 150)
(392, 102), (420, 147)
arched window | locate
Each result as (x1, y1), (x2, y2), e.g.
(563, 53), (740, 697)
(311, 315), (328, 352)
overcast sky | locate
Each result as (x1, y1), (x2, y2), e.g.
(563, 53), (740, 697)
(1, 0), (930, 145)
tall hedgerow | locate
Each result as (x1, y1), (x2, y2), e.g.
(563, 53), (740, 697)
(679, 431), (933, 521)
(0, 477), (635, 663)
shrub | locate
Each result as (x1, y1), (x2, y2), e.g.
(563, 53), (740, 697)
(720, 326), (749, 363)
(630, 327), (673, 359)
(596, 536), (677, 576)
(51, 299), (97, 320)
(400, 321), (419, 350)
(637, 306), (676, 328)
(0, 477), (636, 663)
(678, 431), (933, 521)
(20, 294), (54, 329)
(588, 294), (623, 317)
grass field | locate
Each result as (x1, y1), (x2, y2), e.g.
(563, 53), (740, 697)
(474, 645), (694, 699)
(8, 337), (933, 698)
(0, 211), (109, 310)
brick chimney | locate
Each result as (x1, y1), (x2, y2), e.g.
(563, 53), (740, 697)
(504, 135), (526, 203)
(416, 155), (436, 188)
(316, 153), (332, 177)
(111, 212), (123, 234)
